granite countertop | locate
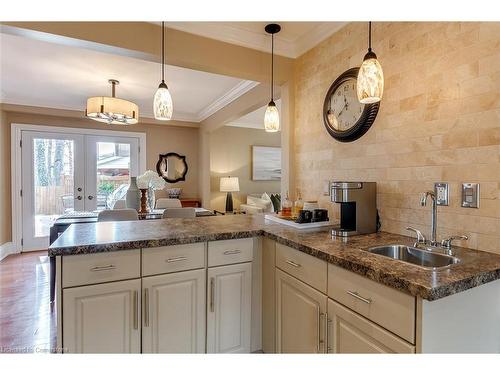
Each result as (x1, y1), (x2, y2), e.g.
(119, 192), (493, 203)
(49, 214), (500, 301)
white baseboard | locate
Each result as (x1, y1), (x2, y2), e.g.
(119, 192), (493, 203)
(0, 242), (17, 261)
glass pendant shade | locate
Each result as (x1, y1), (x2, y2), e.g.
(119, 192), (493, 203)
(357, 55), (384, 104)
(153, 82), (173, 121)
(264, 101), (280, 132)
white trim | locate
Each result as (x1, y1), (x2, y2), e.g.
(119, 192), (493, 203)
(0, 242), (16, 261)
(196, 81), (259, 122)
(166, 22), (347, 58)
(11, 123), (147, 251)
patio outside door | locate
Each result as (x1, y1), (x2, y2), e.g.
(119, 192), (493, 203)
(21, 130), (140, 251)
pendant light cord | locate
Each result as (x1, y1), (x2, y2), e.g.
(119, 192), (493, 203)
(368, 21), (372, 53)
(161, 21), (165, 82)
(271, 33), (274, 101)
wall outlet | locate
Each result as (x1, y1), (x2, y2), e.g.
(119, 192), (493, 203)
(462, 183), (480, 208)
(434, 182), (449, 206)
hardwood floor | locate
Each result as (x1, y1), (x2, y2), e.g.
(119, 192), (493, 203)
(0, 251), (57, 353)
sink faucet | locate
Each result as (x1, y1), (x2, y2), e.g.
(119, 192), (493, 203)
(420, 191), (438, 246)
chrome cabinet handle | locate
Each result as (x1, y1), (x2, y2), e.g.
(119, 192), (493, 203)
(76, 196), (82, 200)
(210, 277), (215, 313)
(223, 249), (242, 255)
(285, 260), (301, 268)
(166, 256), (188, 263)
(326, 313), (332, 353)
(317, 312), (325, 353)
(347, 290), (372, 305)
(144, 288), (149, 327)
(88, 195), (94, 200)
(133, 290), (138, 330)
(90, 264), (116, 272)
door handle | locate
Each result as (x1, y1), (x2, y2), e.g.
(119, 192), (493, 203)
(347, 290), (372, 304)
(76, 196), (82, 200)
(223, 250), (241, 255)
(90, 264), (116, 272)
(88, 195), (94, 200)
(325, 312), (332, 353)
(317, 312), (325, 353)
(144, 288), (149, 327)
(210, 277), (215, 313)
(285, 260), (301, 268)
(133, 290), (138, 330)
(166, 256), (188, 263)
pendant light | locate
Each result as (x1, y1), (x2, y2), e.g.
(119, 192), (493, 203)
(264, 23), (281, 132)
(357, 21), (384, 104)
(153, 21), (173, 121)
(85, 79), (139, 125)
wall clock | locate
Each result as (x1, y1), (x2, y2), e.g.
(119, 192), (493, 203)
(323, 67), (380, 142)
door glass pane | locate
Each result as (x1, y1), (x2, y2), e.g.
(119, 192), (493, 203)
(96, 142), (131, 210)
(33, 138), (74, 237)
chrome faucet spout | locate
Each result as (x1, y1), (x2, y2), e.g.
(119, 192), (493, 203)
(420, 191), (438, 246)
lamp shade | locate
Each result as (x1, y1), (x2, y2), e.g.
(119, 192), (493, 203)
(220, 177), (240, 192)
(86, 96), (139, 125)
(264, 101), (280, 132)
(153, 82), (173, 120)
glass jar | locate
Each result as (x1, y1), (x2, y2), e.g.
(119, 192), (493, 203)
(281, 191), (292, 217)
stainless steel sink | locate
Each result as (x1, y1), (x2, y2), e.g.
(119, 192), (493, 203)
(367, 244), (461, 269)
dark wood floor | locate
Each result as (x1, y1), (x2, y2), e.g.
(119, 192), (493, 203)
(0, 251), (57, 353)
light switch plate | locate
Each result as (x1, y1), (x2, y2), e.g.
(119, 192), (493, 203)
(323, 180), (331, 196)
(462, 183), (480, 208)
(434, 182), (449, 206)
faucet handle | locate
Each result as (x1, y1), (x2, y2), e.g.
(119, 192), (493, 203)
(441, 235), (468, 249)
(406, 226), (426, 244)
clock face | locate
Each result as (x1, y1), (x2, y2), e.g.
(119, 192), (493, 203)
(326, 78), (365, 131)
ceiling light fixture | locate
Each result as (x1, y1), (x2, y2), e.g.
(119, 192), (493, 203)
(264, 23), (281, 132)
(153, 21), (174, 121)
(357, 21), (384, 104)
(85, 79), (139, 125)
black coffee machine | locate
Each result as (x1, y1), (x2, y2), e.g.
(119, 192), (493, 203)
(330, 182), (377, 237)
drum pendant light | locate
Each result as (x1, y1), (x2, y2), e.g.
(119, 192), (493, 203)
(357, 22), (384, 104)
(264, 23), (281, 132)
(85, 79), (139, 125)
(153, 21), (174, 120)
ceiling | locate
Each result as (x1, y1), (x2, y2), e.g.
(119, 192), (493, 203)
(0, 33), (258, 122)
(167, 22), (347, 58)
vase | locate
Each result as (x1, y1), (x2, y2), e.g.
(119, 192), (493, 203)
(139, 189), (149, 214)
(126, 177), (140, 211)
(147, 187), (155, 211)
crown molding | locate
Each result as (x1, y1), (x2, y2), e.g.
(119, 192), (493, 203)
(293, 22), (347, 57)
(167, 22), (295, 58)
(196, 80), (258, 122)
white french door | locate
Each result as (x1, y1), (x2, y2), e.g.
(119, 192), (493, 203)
(21, 130), (140, 251)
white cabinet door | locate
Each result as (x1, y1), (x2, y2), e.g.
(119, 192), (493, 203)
(63, 279), (141, 353)
(207, 262), (252, 353)
(327, 299), (415, 354)
(142, 269), (206, 353)
(276, 269), (327, 353)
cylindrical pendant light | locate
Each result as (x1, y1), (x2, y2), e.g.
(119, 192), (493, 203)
(153, 21), (173, 121)
(357, 22), (384, 104)
(86, 79), (139, 125)
(264, 23), (281, 132)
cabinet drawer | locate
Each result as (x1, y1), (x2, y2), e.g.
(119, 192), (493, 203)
(62, 249), (140, 288)
(328, 264), (415, 343)
(142, 243), (205, 276)
(328, 299), (415, 354)
(208, 238), (253, 267)
(276, 243), (327, 293)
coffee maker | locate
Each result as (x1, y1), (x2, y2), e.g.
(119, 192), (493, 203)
(330, 182), (377, 237)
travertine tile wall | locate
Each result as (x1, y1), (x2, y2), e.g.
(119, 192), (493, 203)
(293, 22), (500, 253)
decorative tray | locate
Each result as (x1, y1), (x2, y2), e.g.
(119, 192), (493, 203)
(264, 214), (335, 229)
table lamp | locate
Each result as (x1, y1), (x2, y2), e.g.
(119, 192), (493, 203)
(220, 176), (240, 212)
